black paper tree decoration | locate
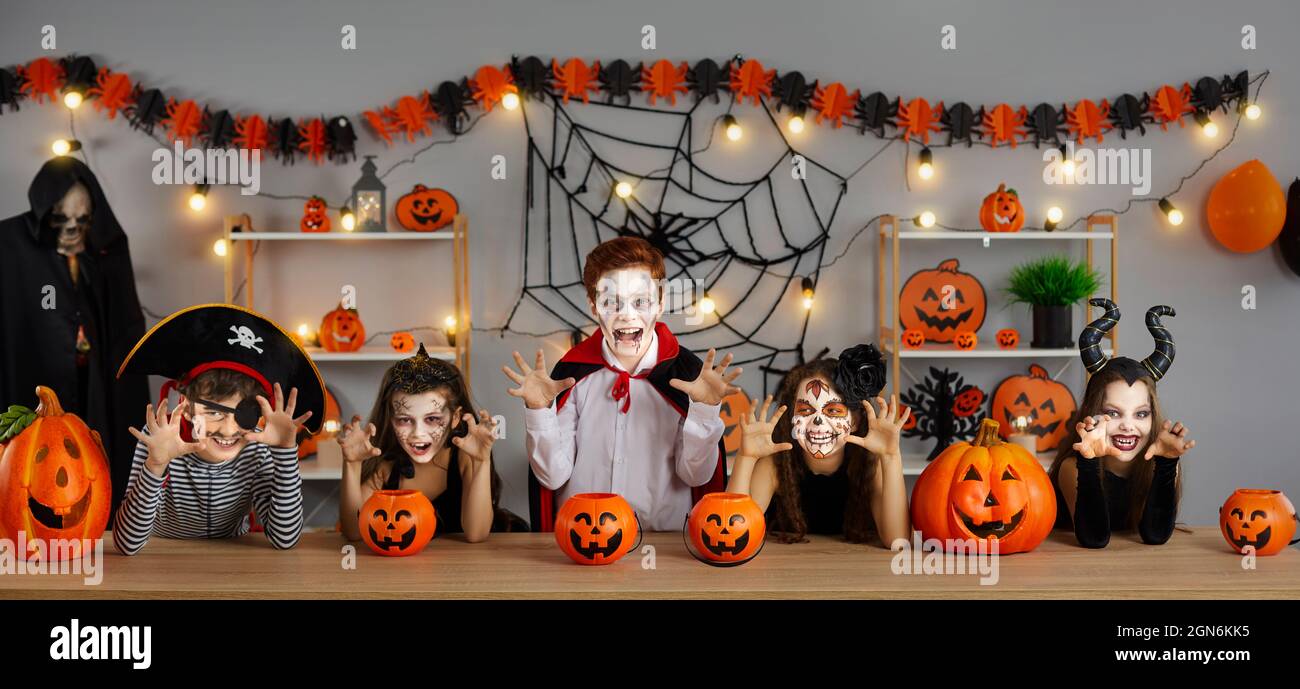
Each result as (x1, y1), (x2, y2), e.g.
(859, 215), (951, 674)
(900, 366), (986, 461)
(498, 66), (850, 393)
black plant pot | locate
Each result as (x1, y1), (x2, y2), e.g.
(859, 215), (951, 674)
(1031, 304), (1074, 348)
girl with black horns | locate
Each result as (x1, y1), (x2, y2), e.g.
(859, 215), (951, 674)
(1049, 298), (1195, 548)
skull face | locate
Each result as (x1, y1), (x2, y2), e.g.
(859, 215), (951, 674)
(791, 377), (854, 459)
(48, 183), (92, 256)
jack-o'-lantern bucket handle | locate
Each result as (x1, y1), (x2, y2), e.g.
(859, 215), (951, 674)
(680, 514), (767, 568)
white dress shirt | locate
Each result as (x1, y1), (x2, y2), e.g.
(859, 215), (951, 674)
(525, 331), (725, 530)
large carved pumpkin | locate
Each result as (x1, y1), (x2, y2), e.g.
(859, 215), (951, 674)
(990, 364), (1076, 453)
(297, 387), (341, 459)
(359, 489), (436, 556)
(319, 304), (366, 353)
(899, 258), (987, 343)
(554, 493), (639, 565)
(300, 196), (331, 233)
(686, 492), (765, 566)
(1219, 489), (1297, 556)
(0, 386), (112, 560)
(978, 183), (1025, 233)
(911, 419), (1056, 554)
(395, 184), (458, 232)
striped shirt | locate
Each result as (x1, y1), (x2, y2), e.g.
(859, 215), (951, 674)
(112, 438), (304, 555)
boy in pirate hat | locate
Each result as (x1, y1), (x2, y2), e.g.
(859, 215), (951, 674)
(112, 304), (324, 555)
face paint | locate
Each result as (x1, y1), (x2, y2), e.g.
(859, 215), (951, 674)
(48, 183), (92, 256)
(791, 377), (854, 459)
(1098, 380), (1154, 462)
(591, 267), (662, 369)
(391, 390), (452, 463)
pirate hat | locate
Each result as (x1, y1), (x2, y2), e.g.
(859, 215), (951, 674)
(116, 304), (326, 433)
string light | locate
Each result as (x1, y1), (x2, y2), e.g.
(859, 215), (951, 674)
(444, 315), (458, 347)
(502, 91), (521, 111)
(1058, 144), (1076, 177)
(212, 238), (228, 257)
(1044, 206), (1064, 232)
(62, 88), (85, 110)
(723, 114), (743, 141)
(1194, 111), (1218, 138)
(1244, 102), (1261, 120)
(800, 277), (815, 310)
(915, 211), (937, 228)
(698, 294), (716, 315)
(787, 106), (806, 134)
(614, 181), (633, 199)
(1158, 198), (1184, 226)
(340, 205), (356, 231)
(917, 147), (934, 180)
(51, 138), (81, 156)
(188, 183), (210, 212)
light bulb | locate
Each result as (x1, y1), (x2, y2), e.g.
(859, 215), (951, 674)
(52, 138), (80, 156)
(1061, 158), (1076, 177)
(1244, 103), (1261, 120)
(698, 296), (716, 315)
(1046, 206), (1064, 223)
(213, 239), (228, 257)
(340, 208), (356, 231)
(63, 90), (84, 109)
(1195, 111), (1218, 138)
(614, 181), (633, 199)
(444, 315), (458, 330)
(800, 277), (814, 310)
(918, 147), (934, 180)
(788, 114), (805, 134)
(1159, 198), (1184, 227)
(502, 92), (520, 111)
(188, 192), (207, 211)
(917, 211), (936, 228)
(297, 323), (310, 339)
(723, 114), (743, 142)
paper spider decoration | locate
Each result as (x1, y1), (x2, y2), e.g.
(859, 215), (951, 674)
(941, 101), (979, 146)
(327, 115), (357, 162)
(126, 87), (167, 134)
(687, 58), (727, 103)
(599, 59), (640, 105)
(205, 109), (236, 148)
(432, 80), (472, 135)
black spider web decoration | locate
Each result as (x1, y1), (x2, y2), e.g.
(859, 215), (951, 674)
(496, 85), (850, 394)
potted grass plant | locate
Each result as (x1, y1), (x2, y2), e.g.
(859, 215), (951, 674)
(1004, 255), (1104, 348)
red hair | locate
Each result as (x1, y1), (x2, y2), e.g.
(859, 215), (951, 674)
(582, 237), (666, 302)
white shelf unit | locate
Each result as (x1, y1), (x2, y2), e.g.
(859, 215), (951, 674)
(221, 214), (473, 480)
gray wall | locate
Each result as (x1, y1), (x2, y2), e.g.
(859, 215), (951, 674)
(3, 0), (1298, 526)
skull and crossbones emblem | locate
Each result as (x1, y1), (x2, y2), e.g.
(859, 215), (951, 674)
(227, 325), (264, 354)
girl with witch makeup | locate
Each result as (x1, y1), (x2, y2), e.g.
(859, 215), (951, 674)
(726, 344), (912, 546)
(1049, 298), (1195, 548)
(338, 345), (526, 543)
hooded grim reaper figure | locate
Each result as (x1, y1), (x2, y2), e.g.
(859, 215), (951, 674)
(0, 156), (150, 517)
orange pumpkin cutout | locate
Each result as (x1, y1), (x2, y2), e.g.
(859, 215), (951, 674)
(395, 185), (458, 232)
(297, 387), (341, 459)
(951, 387), (985, 418)
(319, 304), (366, 352)
(978, 183), (1024, 233)
(995, 328), (1020, 349)
(300, 196), (331, 233)
(1219, 489), (1297, 556)
(390, 331), (416, 353)
(954, 331), (978, 350)
(359, 489), (436, 556)
(686, 492), (766, 566)
(898, 258), (987, 343)
(718, 390), (752, 458)
(902, 329), (926, 350)
(0, 387), (112, 560)
(990, 364), (1076, 453)
(911, 419), (1056, 554)
(554, 493), (639, 565)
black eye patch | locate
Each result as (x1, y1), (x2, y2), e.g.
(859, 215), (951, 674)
(194, 397), (264, 431)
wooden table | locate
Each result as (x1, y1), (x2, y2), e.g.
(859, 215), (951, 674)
(1, 528), (1296, 599)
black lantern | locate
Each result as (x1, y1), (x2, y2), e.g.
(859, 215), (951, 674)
(350, 155), (386, 232)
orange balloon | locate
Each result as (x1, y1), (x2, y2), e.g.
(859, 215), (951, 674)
(1206, 159), (1286, 253)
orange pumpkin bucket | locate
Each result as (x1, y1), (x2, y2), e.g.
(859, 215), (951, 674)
(683, 492), (766, 567)
(1219, 489), (1298, 556)
(359, 489), (436, 557)
(553, 493), (640, 565)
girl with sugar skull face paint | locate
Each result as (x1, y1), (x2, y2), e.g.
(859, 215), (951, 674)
(727, 345), (912, 546)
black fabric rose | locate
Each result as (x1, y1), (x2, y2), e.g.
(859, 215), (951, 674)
(833, 343), (886, 405)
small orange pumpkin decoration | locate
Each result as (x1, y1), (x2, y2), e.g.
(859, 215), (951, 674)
(898, 259), (987, 343)
(554, 493), (639, 565)
(319, 303), (366, 353)
(390, 331), (416, 353)
(686, 492), (766, 566)
(978, 183), (1024, 233)
(395, 184), (458, 232)
(359, 489), (436, 556)
(951, 387), (986, 418)
(911, 419), (1056, 554)
(718, 390), (753, 458)
(954, 331), (978, 350)
(297, 387), (341, 459)
(995, 328), (1020, 349)
(1219, 489), (1297, 556)
(990, 364), (1077, 453)
(902, 328), (926, 349)
(0, 386), (112, 560)
(300, 196), (331, 233)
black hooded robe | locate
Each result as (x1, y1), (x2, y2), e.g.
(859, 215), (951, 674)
(0, 157), (150, 519)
